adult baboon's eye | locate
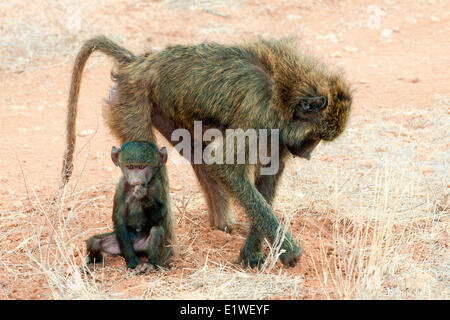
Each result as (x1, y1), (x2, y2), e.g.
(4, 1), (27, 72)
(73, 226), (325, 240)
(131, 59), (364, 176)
(293, 107), (302, 120)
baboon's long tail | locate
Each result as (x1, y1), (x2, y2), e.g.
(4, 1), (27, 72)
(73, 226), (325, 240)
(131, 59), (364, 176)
(61, 36), (136, 185)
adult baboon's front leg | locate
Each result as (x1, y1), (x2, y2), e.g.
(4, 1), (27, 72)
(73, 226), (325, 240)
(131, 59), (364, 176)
(209, 165), (301, 267)
(255, 160), (286, 205)
(239, 162), (287, 267)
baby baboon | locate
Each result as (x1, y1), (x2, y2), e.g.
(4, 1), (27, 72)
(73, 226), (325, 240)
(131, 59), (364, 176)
(86, 141), (175, 273)
(63, 36), (352, 268)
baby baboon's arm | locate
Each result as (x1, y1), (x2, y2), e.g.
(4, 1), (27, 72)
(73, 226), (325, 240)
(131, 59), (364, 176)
(148, 180), (167, 224)
(112, 189), (140, 269)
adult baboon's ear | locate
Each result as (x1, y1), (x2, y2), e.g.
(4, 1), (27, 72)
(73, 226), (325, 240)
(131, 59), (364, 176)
(111, 146), (121, 167)
(159, 147), (168, 166)
(300, 96), (328, 113)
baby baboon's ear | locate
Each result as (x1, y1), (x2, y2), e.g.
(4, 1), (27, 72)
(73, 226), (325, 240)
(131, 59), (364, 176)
(111, 146), (121, 167)
(158, 147), (168, 166)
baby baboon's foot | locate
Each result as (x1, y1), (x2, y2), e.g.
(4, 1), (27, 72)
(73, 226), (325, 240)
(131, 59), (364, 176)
(279, 242), (303, 268)
(238, 249), (265, 269)
(134, 262), (155, 274)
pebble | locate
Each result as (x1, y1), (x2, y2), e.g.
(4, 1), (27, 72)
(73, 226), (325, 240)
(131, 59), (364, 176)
(172, 185), (183, 191)
(316, 32), (339, 44)
(329, 52), (342, 58)
(367, 5), (386, 16)
(344, 46), (358, 53)
(78, 129), (95, 137)
(8, 105), (27, 111)
(431, 16), (440, 22)
(367, 15), (381, 30)
(287, 14), (302, 21)
(381, 29), (393, 38)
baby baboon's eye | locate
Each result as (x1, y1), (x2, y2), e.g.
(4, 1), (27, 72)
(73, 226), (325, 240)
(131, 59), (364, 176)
(127, 165), (134, 169)
(139, 165), (146, 169)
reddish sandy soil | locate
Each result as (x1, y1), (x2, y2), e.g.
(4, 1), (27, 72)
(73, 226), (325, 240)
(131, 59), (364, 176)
(0, 0), (448, 299)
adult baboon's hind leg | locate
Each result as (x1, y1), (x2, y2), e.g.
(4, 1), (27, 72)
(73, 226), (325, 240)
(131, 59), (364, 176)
(152, 107), (235, 232)
(192, 164), (235, 232)
(104, 94), (156, 145)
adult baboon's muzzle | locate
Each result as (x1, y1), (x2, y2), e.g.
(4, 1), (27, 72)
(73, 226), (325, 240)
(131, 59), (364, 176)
(287, 138), (321, 160)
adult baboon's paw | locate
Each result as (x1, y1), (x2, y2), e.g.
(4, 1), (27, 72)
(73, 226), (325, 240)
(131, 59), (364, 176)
(279, 245), (303, 268)
(238, 250), (266, 269)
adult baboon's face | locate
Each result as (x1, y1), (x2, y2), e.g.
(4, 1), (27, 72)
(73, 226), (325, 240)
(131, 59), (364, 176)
(284, 75), (352, 159)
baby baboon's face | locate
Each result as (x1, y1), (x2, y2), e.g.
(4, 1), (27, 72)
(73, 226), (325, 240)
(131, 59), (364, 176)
(110, 142), (168, 199)
(122, 163), (152, 199)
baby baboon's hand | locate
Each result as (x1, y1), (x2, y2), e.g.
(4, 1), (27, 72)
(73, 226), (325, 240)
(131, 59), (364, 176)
(133, 185), (147, 199)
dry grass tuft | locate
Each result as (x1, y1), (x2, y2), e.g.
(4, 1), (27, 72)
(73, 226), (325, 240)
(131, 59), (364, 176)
(273, 98), (450, 299)
(19, 187), (119, 299)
